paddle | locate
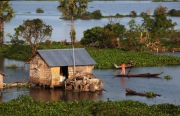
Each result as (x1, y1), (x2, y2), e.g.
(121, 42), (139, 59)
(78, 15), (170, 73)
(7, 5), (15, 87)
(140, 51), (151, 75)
(127, 67), (133, 75)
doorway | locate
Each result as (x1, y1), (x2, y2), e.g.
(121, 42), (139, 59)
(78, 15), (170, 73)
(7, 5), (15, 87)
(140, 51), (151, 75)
(60, 66), (68, 79)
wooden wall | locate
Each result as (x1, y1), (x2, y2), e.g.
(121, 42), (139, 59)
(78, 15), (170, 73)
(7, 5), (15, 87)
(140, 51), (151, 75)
(29, 54), (51, 86)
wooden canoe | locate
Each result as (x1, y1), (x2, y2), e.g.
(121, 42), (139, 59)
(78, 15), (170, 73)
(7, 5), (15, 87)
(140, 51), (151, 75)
(114, 72), (163, 78)
(114, 63), (133, 69)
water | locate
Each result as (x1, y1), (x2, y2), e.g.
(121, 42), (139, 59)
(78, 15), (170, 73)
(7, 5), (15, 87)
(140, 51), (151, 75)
(0, 57), (180, 105)
(1, 1), (180, 105)
(4, 1), (180, 42)
(95, 66), (180, 105)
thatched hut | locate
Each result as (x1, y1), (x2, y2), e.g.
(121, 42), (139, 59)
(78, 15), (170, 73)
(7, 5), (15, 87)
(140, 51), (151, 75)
(0, 72), (5, 94)
(27, 48), (103, 91)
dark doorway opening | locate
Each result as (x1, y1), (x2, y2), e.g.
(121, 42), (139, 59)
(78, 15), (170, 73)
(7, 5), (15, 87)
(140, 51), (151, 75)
(60, 66), (68, 79)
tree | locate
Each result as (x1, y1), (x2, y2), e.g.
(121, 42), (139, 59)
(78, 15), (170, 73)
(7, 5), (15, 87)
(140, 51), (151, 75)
(142, 5), (176, 43)
(129, 10), (137, 17)
(0, 1), (15, 44)
(124, 19), (145, 51)
(168, 9), (180, 16)
(154, 5), (167, 15)
(81, 26), (104, 47)
(81, 23), (126, 48)
(14, 18), (52, 54)
(57, 0), (88, 44)
(91, 10), (102, 19)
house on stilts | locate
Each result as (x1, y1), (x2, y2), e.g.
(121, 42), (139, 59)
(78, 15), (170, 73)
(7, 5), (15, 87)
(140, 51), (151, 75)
(27, 48), (103, 92)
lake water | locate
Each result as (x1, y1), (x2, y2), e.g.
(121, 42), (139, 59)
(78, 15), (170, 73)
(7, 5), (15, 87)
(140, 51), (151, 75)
(1, 1), (180, 105)
(4, 1), (180, 42)
(0, 56), (180, 105)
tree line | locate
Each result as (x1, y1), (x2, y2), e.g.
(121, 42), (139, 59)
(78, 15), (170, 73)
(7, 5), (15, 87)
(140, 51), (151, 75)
(0, 1), (179, 55)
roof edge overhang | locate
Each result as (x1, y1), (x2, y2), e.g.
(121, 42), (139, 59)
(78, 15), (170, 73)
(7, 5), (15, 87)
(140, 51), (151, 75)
(26, 52), (50, 67)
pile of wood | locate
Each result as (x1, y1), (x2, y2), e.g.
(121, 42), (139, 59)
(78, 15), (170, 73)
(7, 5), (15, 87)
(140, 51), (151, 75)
(65, 73), (103, 92)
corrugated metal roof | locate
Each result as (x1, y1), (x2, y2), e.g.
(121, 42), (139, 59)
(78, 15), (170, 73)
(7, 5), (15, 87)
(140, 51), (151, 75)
(37, 48), (96, 67)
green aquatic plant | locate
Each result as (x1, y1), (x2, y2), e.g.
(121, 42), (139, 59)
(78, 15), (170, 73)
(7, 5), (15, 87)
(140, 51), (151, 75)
(146, 91), (156, 98)
(25, 83), (30, 89)
(0, 95), (180, 115)
(16, 84), (22, 89)
(4, 84), (10, 89)
(6, 64), (17, 69)
(164, 75), (172, 80)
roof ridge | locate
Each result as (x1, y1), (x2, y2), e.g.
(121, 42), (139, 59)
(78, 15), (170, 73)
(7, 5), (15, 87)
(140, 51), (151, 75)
(37, 48), (84, 51)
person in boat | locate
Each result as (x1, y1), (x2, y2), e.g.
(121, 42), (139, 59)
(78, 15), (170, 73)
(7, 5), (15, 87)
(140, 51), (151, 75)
(120, 62), (126, 75)
(127, 59), (133, 66)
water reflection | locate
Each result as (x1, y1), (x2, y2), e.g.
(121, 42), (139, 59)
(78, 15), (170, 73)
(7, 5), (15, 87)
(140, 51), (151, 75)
(1, 88), (29, 102)
(120, 77), (126, 95)
(0, 96), (2, 102)
(29, 86), (103, 102)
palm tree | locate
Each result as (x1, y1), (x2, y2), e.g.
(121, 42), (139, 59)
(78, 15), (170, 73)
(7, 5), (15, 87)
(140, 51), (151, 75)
(0, 1), (15, 44)
(57, 0), (88, 76)
(57, 0), (88, 44)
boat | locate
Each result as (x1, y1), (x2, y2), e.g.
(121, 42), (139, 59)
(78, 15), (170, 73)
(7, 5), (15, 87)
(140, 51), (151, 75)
(114, 63), (133, 69)
(114, 72), (163, 78)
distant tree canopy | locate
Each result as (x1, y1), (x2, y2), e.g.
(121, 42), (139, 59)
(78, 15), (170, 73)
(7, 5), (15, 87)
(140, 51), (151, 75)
(14, 18), (53, 54)
(81, 5), (178, 51)
(168, 9), (180, 16)
(36, 8), (44, 13)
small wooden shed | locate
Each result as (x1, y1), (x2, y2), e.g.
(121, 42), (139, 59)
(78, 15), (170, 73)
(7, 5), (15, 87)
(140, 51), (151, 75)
(0, 72), (5, 92)
(27, 48), (97, 89)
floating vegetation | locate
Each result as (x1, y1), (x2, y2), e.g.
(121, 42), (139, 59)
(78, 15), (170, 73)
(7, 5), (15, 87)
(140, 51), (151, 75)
(6, 64), (17, 69)
(145, 91), (156, 98)
(0, 95), (180, 115)
(164, 75), (172, 80)
(3, 82), (29, 89)
(4, 84), (10, 89)
(25, 83), (30, 89)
